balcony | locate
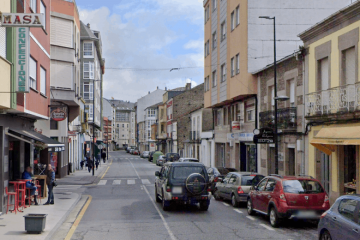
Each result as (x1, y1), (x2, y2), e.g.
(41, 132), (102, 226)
(306, 83), (360, 117)
(189, 131), (200, 143)
(259, 107), (297, 130)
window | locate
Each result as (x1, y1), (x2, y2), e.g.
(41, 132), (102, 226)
(29, 56), (37, 90)
(30, 0), (37, 12)
(231, 11), (235, 31)
(221, 64), (226, 82)
(257, 179), (268, 191)
(40, 1), (46, 30)
(343, 47), (356, 85)
(212, 31), (217, 49)
(212, 0), (217, 11)
(148, 109), (156, 117)
(0, 28), (6, 58)
(83, 62), (94, 79)
(40, 66), (46, 95)
(270, 86), (275, 107)
(50, 120), (58, 130)
(85, 104), (93, 120)
(338, 199), (358, 221)
(317, 57), (329, 91)
(289, 80), (295, 107)
(122, 124), (124, 128)
(212, 70), (217, 87)
(236, 5), (240, 26)
(116, 112), (130, 122)
(231, 57), (235, 77)
(204, 76), (210, 92)
(236, 54), (240, 74)
(204, 5), (210, 23)
(247, 109), (255, 122)
(83, 82), (93, 100)
(207, 40), (210, 56)
(229, 175), (237, 184)
(83, 42), (93, 57)
(264, 179), (276, 191)
(221, 21), (226, 41)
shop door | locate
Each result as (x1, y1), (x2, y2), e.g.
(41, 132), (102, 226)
(288, 148), (295, 176)
(246, 144), (257, 172)
(240, 143), (246, 171)
(321, 153), (330, 194)
(344, 145), (356, 194)
(269, 147), (275, 175)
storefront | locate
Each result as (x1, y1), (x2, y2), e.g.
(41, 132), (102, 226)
(227, 132), (256, 172)
(309, 124), (360, 203)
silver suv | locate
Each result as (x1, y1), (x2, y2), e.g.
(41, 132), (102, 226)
(155, 162), (211, 211)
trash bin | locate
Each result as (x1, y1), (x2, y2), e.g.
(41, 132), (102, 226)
(23, 214), (47, 234)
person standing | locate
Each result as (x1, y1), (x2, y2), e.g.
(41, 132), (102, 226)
(95, 158), (99, 170)
(101, 151), (106, 163)
(22, 166), (38, 205)
(87, 156), (93, 173)
(44, 164), (55, 205)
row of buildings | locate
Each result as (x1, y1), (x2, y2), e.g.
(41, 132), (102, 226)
(0, 0), (106, 213)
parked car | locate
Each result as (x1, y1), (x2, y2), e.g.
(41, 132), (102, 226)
(126, 147), (133, 153)
(214, 172), (264, 207)
(207, 167), (238, 195)
(155, 162), (211, 211)
(141, 151), (150, 158)
(149, 151), (155, 162)
(133, 149), (140, 155)
(129, 149), (134, 154)
(156, 155), (165, 166)
(247, 175), (330, 227)
(179, 158), (199, 162)
(318, 194), (360, 240)
(165, 153), (180, 162)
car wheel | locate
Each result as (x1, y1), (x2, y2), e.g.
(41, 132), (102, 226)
(155, 187), (161, 203)
(199, 201), (209, 211)
(162, 192), (170, 211)
(231, 194), (239, 208)
(269, 207), (281, 228)
(214, 190), (221, 201)
(247, 199), (254, 215)
(320, 230), (332, 240)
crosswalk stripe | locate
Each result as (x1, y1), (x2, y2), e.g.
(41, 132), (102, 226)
(113, 180), (121, 185)
(127, 179), (135, 184)
(141, 179), (151, 184)
(98, 180), (107, 185)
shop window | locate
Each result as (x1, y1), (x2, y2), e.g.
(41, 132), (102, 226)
(246, 109), (255, 122)
(50, 120), (58, 130)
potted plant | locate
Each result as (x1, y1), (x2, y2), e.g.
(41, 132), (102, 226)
(23, 214), (47, 234)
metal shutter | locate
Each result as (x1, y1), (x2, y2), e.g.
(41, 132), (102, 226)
(50, 17), (72, 48)
(51, 60), (73, 89)
(345, 47), (356, 85)
(320, 58), (329, 91)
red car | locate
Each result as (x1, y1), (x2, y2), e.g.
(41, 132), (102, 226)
(247, 175), (330, 227)
(133, 150), (139, 155)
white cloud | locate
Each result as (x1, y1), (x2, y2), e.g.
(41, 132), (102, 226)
(184, 39), (203, 50)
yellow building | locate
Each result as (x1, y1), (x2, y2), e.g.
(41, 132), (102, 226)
(299, 1), (360, 203)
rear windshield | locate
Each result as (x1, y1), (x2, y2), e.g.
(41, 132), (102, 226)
(172, 167), (205, 179)
(283, 180), (324, 194)
(241, 175), (263, 186)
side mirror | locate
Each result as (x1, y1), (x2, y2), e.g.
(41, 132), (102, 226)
(155, 171), (160, 177)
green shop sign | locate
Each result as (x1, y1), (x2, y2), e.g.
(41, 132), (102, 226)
(15, 27), (29, 92)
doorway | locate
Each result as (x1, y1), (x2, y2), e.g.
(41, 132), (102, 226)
(321, 152), (330, 194)
(344, 145), (356, 194)
(288, 148), (295, 176)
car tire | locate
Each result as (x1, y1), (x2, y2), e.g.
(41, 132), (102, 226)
(155, 187), (161, 203)
(231, 194), (239, 208)
(199, 201), (209, 211)
(247, 198), (255, 215)
(162, 192), (170, 211)
(269, 207), (281, 228)
(214, 190), (221, 201)
(320, 230), (332, 240)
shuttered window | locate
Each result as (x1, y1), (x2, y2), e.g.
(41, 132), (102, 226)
(290, 80), (295, 106)
(320, 58), (329, 91)
(344, 47), (356, 85)
(50, 17), (72, 48)
(0, 28), (6, 58)
(51, 61), (73, 89)
(29, 57), (37, 89)
(40, 1), (46, 30)
(83, 62), (94, 79)
(40, 66), (46, 95)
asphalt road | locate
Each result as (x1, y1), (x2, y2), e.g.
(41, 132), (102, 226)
(70, 151), (318, 240)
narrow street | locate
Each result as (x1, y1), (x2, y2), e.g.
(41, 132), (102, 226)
(70, 151), (318, 240)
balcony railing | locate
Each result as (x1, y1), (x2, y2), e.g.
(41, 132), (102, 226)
(259, 107), (297, 130)
(189, 131), (200, 142)
(306, 83), (360, 117)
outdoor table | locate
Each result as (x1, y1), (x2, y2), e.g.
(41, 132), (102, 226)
(34, 175), (47, 198)
(9, 181), (25, 212)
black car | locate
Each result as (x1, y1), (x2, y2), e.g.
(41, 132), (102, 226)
(165, 153), (180, 162)
(207, 167), (238, 194)
(155, 162), (211, 211)
(148, 151), (155, 162)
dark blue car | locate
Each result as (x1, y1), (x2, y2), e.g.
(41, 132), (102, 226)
(318, 194), (360, 240)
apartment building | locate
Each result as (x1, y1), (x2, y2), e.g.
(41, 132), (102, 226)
(102, 98), (115, 150)
(144, 102), (161, 151)
(203, 0), (350, 172)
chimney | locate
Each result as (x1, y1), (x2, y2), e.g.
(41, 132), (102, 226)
(157, 86), (159, 89)
(186, 83), (191, 90)
(165, 87), (167, 91)
(87, 23), (90, 28)
(148, 91), (150, 94)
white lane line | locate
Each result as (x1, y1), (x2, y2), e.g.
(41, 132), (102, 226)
(141, 179), (151, 185)
(117, 178), (137, 179)
(222, 202), (230, 207)
(246, 216), (256, 221)
(128, 160), (141, 179)
(143, 185), (177, 240)
(234, 209), (243, 214)
(113, 180), (121, 185)
(98, 180), (107, 185)
(127, 179), (135, 184)
(260, 224), (275, 231)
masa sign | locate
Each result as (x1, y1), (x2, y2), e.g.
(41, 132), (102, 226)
(15, 27), (30, 92)
(1, 13), (44, 27)
(50, 106), (67, 121)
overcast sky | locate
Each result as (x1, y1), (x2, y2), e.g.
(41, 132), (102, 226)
(76, 0), (204, 102)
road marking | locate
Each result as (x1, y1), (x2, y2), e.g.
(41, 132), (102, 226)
(128, 160), (141, 179)
(98, 180), (107, 185)
(222, 202), (230, 207)
(260, 223), (275, 231)
(117, 178), (137, 179)
(234, 209), (243, 214)
(127, 179), (135, 184)
(113, 180), (121, 185)
(141, 179), (151, 185)
(143, 185), (176, 240)
(246, 216), (256, 221)
(101, 166), (110, 179)
(64, 195), (92, 240)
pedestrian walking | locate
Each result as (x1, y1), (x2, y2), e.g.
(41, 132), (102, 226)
(80, 159), (84, 170)
(95, 158), (99, 170)
(87, 156), (93, 173)
(44, 164), (55, 205)
(101, 151), (106, 163)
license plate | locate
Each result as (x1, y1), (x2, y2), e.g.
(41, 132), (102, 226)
(172, 187), (182, 194)
(297, 211), (317, 218)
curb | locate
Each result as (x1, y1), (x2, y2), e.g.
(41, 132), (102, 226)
(44, 193), (82, 240)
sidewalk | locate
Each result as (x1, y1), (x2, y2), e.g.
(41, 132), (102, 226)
(0, 161), (110, 240)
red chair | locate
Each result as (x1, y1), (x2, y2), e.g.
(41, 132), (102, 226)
(17, 182), (26, 210)
(5, 187), (17, 214)
(35, 180), (42, 203)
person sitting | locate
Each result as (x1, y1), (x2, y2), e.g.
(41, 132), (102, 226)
(22, 166), (38, 205)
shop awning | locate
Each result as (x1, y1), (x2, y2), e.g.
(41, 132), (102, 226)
(6, 128), (65, 150)
(311, 125), (360, 155)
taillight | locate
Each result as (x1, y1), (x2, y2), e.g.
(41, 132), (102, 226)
(214, 177), (218, 182)
(320, 211), (328, 219)
(166, 185), (171, 192)
(237, 186), (244, 194)
(324, 195), (329, 202)
(207, 187), (211, 192)
(279, 190), (287, 202)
